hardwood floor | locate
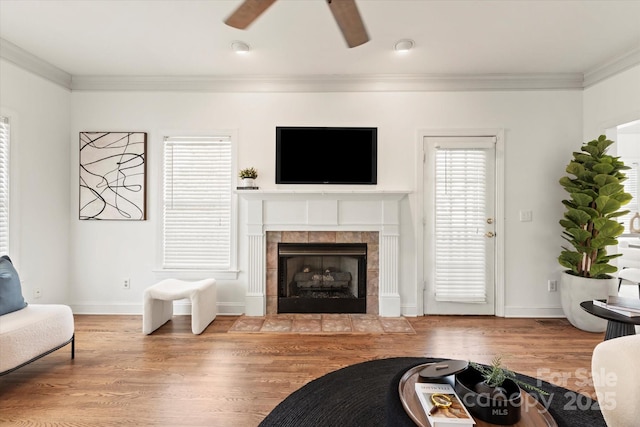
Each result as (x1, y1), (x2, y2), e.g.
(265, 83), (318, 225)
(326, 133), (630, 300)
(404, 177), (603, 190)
(0, 314), (604, 426)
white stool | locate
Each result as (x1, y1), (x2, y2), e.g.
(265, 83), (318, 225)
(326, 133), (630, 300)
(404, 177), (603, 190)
(143, 278), (216, 335)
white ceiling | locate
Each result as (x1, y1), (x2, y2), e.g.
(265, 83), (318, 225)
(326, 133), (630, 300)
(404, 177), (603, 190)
(1, 0), (640, 85)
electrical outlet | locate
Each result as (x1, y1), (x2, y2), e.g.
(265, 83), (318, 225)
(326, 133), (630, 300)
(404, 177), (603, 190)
(548, 280), (558, 292)
(123, 278), (130, 290)
(34, 288), (42, 299)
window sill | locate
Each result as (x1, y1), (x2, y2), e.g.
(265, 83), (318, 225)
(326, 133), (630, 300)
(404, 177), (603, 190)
(153, 269), (239, 281)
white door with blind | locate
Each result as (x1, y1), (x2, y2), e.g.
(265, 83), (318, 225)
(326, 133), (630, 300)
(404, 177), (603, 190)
(424, 136), (497, 315)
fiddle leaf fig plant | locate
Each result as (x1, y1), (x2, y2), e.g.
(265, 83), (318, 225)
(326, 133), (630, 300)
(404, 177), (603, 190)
(558, 135), (632, 278)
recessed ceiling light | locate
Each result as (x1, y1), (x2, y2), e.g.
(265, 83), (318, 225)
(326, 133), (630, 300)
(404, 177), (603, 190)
(394, 39), (414, 52)
(231, 41), (250, 54)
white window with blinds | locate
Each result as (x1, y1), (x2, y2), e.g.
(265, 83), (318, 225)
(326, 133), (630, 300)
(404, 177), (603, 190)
(424, 135), (497, 315)
(162, 135), (234, 272)
(619, 160), (638, 233)
(0, 116), (9, 256)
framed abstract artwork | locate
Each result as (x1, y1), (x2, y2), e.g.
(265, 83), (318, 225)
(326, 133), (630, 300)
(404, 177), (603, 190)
(79, 132), (147, 220)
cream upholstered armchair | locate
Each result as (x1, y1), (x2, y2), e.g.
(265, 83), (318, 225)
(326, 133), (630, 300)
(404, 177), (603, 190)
(591, 334), (640, 427)
(616, 238), (640, 297)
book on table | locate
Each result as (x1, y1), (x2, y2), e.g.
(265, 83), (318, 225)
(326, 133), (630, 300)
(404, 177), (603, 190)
(593, 296), (640, 317)
(415, 382), (475, 427)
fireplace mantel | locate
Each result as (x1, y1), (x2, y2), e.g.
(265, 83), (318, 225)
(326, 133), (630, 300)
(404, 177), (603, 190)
(238, 190), (410, 316)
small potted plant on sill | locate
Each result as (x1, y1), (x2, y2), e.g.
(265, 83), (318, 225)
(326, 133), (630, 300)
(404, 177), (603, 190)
(455, 356), (548, 425)
(239, 167), (258, 188)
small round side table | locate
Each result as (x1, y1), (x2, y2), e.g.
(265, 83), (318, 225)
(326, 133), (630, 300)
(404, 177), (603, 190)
(580, 300), (640, 340)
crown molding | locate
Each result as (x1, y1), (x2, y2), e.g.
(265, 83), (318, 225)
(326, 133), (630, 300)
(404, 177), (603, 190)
(70, 73), (584, 92)
(2, 35), (639, 93)
(583, 46), (640, 88)
(0, 38), (72, 90)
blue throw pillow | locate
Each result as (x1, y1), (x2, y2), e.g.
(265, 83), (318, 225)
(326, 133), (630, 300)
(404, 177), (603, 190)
(0, 255), (28, 315)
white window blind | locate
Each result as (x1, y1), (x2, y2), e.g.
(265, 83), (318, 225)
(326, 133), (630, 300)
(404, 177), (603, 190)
(163, 136), (232, 270)
(0, 117), (9, 256)
(434, 142), (493, 303)
(620, 161), (638, 233)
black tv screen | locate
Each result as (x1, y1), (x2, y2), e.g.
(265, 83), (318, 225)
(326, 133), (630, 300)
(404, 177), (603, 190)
(276, 126), (377, 184)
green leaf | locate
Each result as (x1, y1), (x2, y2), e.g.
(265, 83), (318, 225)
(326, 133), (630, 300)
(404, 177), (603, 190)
(597, 221), (624, 238)
(559, 219), (578, 229)
(573, 153), (592, 163)
(593, 163), (615, 175)
(558, 251), (582, 274)
(593, 174), (618, 187)
(599, 183), (623, 196)
(566, 208), (591, 225)
(566, 162), (585, 176)
(571, 192), (593, 206)
(590, 263), (617, 277)
(567, 228), (592, 242)
(595, 196), (621, 215)
(591, 236), (618, 249)
(608, 209), (630, 219)
(601, 253), (623, 263)
(576, 206), (598, 218)
(559, 176), (580, 190)
(582, 145), (600, 157)
(611, 193), (633, 205)
(592, 217), (607, 229)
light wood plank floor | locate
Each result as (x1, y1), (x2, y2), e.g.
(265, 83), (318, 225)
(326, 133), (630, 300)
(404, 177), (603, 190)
(0, 315), (604, 426)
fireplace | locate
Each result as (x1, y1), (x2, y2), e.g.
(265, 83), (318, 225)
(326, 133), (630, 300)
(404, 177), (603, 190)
(238, 190), (408, 317)
(277, 242), (367, 313)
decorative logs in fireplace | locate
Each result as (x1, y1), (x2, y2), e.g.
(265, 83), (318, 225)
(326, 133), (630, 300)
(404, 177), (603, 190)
(277, 243), (367, 313)
(294, 268), (352, 290)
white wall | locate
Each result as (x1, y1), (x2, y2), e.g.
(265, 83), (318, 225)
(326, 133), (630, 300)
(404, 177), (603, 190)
(2, 57), (637, 318)
(69, 89), (583, 316)
(583, 64), (640, 138)
(0, 59), (71, 303)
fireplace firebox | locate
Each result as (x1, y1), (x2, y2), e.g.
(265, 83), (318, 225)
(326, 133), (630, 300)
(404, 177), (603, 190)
(277, 243), (367, 313)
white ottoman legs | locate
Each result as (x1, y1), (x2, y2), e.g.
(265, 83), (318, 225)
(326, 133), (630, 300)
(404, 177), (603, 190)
(143, 278), (217, 335)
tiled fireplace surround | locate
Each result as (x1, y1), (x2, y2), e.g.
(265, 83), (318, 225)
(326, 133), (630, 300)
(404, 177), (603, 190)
(239, 190), (409, 317)
(266, 231), (379, 315)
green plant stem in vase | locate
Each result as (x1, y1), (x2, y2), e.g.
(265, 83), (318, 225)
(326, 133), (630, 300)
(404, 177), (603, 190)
(470, 355), (548, 397)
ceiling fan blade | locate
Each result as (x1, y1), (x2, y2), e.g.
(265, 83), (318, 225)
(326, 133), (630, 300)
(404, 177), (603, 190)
(327, 0), (370, 48)
(224, 0), (279, 29)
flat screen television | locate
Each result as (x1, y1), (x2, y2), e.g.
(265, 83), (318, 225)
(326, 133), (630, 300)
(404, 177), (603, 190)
(276, 126), (377, 185)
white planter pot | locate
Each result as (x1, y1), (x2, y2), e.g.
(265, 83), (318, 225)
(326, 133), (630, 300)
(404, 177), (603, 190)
(241, 178), (255, 187)
(560, 271), (617, 332)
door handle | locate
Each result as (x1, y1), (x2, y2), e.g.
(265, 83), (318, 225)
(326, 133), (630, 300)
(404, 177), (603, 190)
(485, 231), (495, 238)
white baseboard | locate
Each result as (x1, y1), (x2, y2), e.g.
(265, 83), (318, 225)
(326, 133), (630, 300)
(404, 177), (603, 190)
(503, 306), (565, 318)
(69, 302), (244, 316)
(401, 304), (419, 317)
(69, 303), (564, 318)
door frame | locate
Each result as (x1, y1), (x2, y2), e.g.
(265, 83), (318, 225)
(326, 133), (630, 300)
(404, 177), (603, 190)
(415, 129), (505, 316)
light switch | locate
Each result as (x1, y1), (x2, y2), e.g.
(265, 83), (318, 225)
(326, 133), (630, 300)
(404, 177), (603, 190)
(519, 210), (533, 222)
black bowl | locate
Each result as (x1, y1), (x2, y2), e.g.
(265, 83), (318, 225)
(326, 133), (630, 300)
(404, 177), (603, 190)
(454, 366), (522, 425)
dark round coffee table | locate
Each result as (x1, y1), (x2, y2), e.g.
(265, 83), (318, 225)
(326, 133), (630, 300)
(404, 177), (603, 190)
(580, 300), (640, 340)
(398, 363), (557, 426)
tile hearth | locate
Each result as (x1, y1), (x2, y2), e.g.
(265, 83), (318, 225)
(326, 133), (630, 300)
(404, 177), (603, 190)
(228, 314), (415, 334)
